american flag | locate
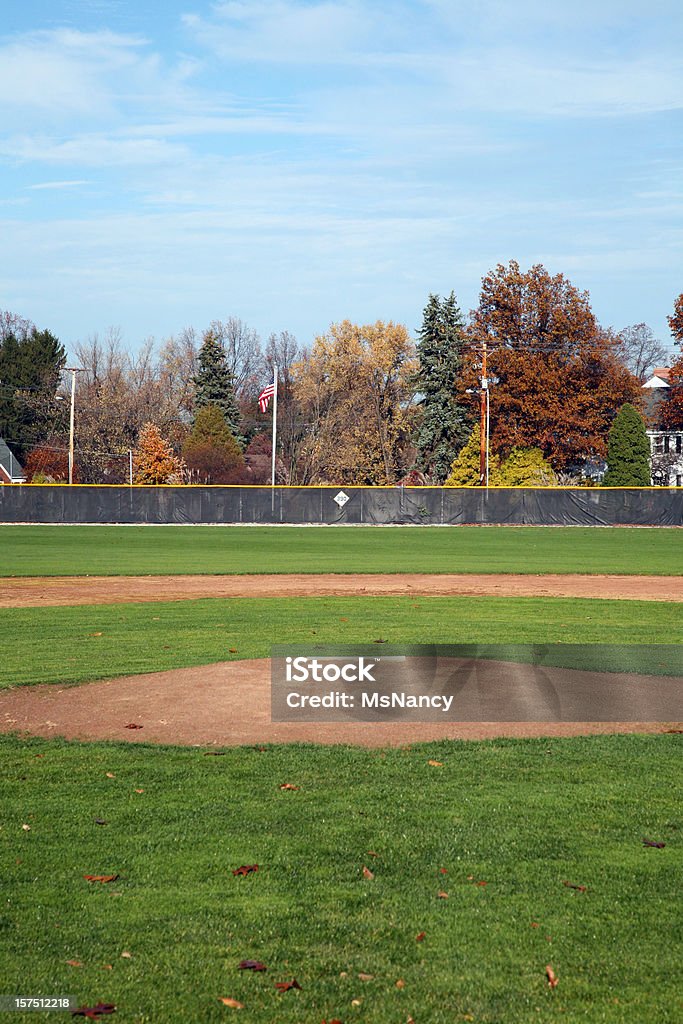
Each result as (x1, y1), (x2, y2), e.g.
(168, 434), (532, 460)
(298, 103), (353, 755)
(258, 383), (276, 413)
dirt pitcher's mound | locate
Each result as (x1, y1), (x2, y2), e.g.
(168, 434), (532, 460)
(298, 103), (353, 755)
(1, 573), (681, 607)
(0, 660), (679, 748)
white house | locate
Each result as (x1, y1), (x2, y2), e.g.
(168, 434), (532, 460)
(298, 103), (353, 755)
(0, 439), (26, 483)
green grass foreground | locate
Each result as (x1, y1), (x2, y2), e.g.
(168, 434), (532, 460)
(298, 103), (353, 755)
(2, 596), (681, 687)
(2, 524), (682, 577)
(1, 733), (681, 1023)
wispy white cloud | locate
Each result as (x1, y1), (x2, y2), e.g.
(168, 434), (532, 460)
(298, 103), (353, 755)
(182, 0), (683, 117)
(3, 133), (189, 167)
(182, 0), (376, 64)
(26, 179), (91, 190)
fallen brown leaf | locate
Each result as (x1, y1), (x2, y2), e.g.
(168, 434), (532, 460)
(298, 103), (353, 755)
(218, 997), (244, 1009)
(562, 880), (587, 892)
(101, 964), (113, 970)
(238, 960), (267, 971)
(71, 1004), (116, 1019)
(83, 874), (119, 883)
(274, 979), (302, 992)
(351, 999), (362, 1006)
(428, 760), (443, 767)
(229, 648), (238, 654)
(438, 867), (448, 874)
(124, 724), (143, 730)
(279, 783), (300, 791)
(372, 637), (387, 644)
(105, 773), (115, 779)
(321, 1019), (343, 1024)
(545, 965), (558, 989)
(232, 865), (259, 877)
(362, 866), (374, 880)
(642, 838), (666, 848)
(437, 891), (449, 899)
(366, 850), (378, 858)
(395, 979), (406, 989)
(530, 922), (540, 928)
(66, 960), (83, 967)
(358, 973), (373, 982)
(21, 824), (31, 831)
(120, 952), (132, 959)
(134, 788), (144, 794)
(89, 632), (104, 637)
(94, 819), (108, 826)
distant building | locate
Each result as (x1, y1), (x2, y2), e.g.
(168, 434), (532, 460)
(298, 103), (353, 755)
(641, 368), (683, 486)
(0, 439), (26, 483)
(642, 366), (672, 389)
(647, 430), (683, 487)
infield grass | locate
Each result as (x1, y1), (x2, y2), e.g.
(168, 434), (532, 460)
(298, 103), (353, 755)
(1, 732), (681, 1024)
(2, 596), (680, 687)
(2, 524), (682, 577)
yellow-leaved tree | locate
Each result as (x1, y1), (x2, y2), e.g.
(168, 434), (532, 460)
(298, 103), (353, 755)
(291, 320), (418, 484)
(445, 427), (556, 486)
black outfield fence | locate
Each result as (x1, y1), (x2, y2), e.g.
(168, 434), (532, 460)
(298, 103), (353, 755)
(0, 485), (681, 526)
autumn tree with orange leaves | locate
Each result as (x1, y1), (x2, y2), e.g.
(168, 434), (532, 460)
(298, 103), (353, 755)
(133, 422), (185, 485)
(659, 354), (683, 430)
(461, 261), (642, 471)
(668, 293), (683, 346)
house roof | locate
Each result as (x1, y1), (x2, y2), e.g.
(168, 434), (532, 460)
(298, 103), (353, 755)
(0, 439), (25, 482)
(643, 367), (672, 389)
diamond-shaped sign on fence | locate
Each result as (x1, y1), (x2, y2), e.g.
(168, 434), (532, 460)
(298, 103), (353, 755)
(333, 490), (350, 508)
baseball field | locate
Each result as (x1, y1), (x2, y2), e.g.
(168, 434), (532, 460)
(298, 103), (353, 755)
(0, 524), (681, 1022)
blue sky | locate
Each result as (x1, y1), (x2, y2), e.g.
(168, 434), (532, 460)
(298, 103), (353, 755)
(1, 0), (682, 354)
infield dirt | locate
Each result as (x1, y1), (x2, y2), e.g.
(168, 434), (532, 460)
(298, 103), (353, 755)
(1, 572), (681, 607)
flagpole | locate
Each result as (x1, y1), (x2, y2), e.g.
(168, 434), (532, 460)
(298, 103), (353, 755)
(270, 365), (278, 510)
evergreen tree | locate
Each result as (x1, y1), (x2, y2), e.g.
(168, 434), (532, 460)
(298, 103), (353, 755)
(192, 329), (242, 442)
(183, 403), (245, 483)
(0, 322), (66, 461)
(602, 404), (651, 486)
(413, 292), (470, 482)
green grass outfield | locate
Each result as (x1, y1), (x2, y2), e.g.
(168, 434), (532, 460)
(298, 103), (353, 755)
(3, 596), (681, 687)
(2, 524), (682, 577)
(1, 733), (681, 1024)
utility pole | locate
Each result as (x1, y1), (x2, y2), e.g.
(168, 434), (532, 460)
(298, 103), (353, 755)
(65, 367), (83, 485)
(479, 341), (488, 486)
